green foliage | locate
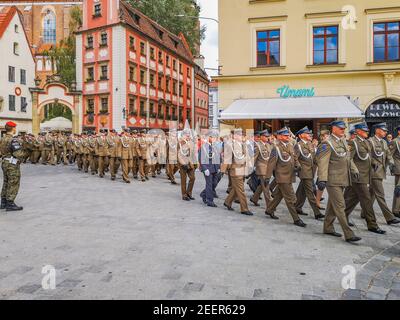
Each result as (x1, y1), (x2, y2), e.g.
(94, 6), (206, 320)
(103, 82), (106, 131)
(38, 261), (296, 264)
(45, 6), (82, 88)
(43, 103), (73, 122)
(126, 0), (205, 54)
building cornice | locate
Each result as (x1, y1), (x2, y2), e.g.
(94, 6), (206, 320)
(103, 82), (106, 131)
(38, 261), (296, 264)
(248, 15), (288, 23)
(305, 11), (348, 19)
(365, 6), (400, 14)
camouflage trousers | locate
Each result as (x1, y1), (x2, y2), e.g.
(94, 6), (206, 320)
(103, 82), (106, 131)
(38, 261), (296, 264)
(1, 161), (21, 201)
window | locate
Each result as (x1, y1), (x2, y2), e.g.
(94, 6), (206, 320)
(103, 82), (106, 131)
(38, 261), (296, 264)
(100, 32), (108, 46)
(179, 63), (183, 74)
(129, 97), (137, 115)
(172, 80), (177, 95)
(173, 59), (177, 71)
(166, 78), (170, 92)
(140, 69), (146, 84)
(43, 10), (56, 43)
(100, 97), (108, 113)
(9, 95), (16, 111)
(179, 83), (183, 96)
(100, 65), (108, 80)
(373, 22), (400, 62)
(14, 24), (19, 33)
(158, 51), (163, 63)
(157, 104), (164, 119)
(87, 98), (95, 112)
(150, 73), (155, 87)
(150, 47), (155, 60)
(158, 75), (163, 89)
(87, 35), (94, 49)
(187, 67), (191, 78)
(140, 100), (146, 116)
(150, 102), (155, 117)
(8, 66), (15, 82)
(87, 67), (94, 81)
(313, 26), (338, 65)
(187, 86), (191, 98)
(93, 3), (102, 17)
(21, 97), (27, 112)
(129, 36), (136, 50)
(166, 55), (170, 67)
(256, 30), (280, 66)
(166, 106), (171, 120)
(13, 42), (19, 55)
(20, 69), (26, 85)
(140, 42), (146, 56)
(129, 65), (136, 82)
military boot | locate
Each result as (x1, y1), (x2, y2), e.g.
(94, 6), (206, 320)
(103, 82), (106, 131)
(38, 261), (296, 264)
(5, 201), (23, 212)
(0, 198), (6, 209)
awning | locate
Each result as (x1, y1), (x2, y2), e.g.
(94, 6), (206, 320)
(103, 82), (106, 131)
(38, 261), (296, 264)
(219, 96), (364, 120)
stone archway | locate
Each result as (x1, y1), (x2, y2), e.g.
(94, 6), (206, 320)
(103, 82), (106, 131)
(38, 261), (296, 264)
(30, 80), (82, 135)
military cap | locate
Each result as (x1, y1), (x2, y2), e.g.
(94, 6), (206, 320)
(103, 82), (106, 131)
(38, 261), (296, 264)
(259, 129), (271, 137)
(233, 128), (243, 135)
(254, 131), (261, 136)
(131, 129), (138, 134)
(6, 121), (17, 127)
(354, 122), (369, 132)
(123, 128), (131, 133)
(296, 126), (312, 136)
(141, 129), (147, 134)
(349, 128), (356, 135)
(373, 122), (388, 131)
(330, 120), (347, 129)
(110, 129), (116, 133)
(276, 127), (290, 136)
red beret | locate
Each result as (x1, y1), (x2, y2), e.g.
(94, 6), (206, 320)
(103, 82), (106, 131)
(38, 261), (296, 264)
(6, 121), (17, 127)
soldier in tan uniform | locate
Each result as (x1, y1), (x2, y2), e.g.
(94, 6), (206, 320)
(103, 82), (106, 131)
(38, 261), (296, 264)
(265, 128), (305, 227)
(389, 125), (400, 218)
(148, 132), (159, 178)
(81, 132), (90, 173)
(136, 129), (149, 182)
(87, 132), (98, 175)
(55, 132), (66, 165)
(40, 132), (53, 165)
(167, 130), (179, 185)
(130, 130), (139, 180)
(344, 122), (386, 234)
(73, 134), (83, 171)
(95, 129), (109, 178)
(361, 122), (400, 225)
(107, 129), (120, 181)
(249, 130), (272, 208)
(223, 129), (253, 215)
(178, 129), (197, 201)
(316, 121), (361, 242)
(31, 135), (41, 164)
(118, 128), (132, 183)
(294, 127), (324, 220)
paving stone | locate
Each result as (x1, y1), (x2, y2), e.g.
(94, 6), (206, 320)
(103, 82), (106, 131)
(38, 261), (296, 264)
(183, 282), (204, 292)
(365, 291), (386, 300)
(364, 260), (386, 273)
(101, 273), (113, 283)
(371, 277), (393, 289)
(342, 289), (363, 300)
(368, 285), (389, 296)
(387, 289), (400, 300)
(17, 284), (42, 294)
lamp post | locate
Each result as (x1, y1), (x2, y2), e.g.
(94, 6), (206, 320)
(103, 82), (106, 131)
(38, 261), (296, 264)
(175, 14), (219, 24)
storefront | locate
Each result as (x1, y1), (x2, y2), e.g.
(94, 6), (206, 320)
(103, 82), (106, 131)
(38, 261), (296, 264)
(365, 99), (400, 135)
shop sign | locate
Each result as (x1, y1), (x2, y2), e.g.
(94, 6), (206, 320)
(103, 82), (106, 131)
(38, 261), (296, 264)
(276, 85), (315, 98)
(366, 99), (400, 118)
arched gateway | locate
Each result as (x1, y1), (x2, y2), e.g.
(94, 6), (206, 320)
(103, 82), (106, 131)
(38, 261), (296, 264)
(30, 77), (82, 135)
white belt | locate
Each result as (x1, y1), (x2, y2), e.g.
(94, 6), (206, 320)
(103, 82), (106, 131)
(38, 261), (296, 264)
(3, 157), (18, 164)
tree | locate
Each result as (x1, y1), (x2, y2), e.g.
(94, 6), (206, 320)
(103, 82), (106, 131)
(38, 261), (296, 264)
(45, 6), (82, 87)
(126, 0), (205, 54)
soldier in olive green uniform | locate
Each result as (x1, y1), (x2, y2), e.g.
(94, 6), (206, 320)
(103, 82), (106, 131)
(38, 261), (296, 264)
(81, 133), (90, 173)
(118, 128), (133, 183)
(96, 129), (109, 178)
(40, 132), (53, 165)
(167, 131), (179, 184)
(389, 125), (400, 218)
(87, 133), (98, 174)
(0, 122), (25, 211)
(361, 123), (400, 225)
(136, 130), (149, 182)
(130, 130), (139, 179)
(107, 129), (120, 181)
(294, 127), (324, 220)
(344, 123), (386, 234)
(265, 127), (305, 227)
(316, 121), (361, 243)
(178, 129), (197, 201)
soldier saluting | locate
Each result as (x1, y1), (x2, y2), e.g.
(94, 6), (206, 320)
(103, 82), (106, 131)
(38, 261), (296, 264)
(316, 121), (361, 243)
(0, 122), (25, 211)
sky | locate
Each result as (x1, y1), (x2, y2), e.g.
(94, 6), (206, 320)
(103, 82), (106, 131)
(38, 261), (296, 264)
(197, 0), (219, 77)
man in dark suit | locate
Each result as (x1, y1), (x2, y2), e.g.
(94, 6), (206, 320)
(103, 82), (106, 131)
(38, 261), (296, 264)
(199, 130), (221, 207)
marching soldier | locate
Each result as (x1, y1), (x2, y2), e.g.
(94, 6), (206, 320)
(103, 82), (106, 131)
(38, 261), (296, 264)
(31, 135), (41, 164)
(130, 130), (139, 180)
(96, 129), (109, 178)
(178, 129), (197, 201)
(223, 129), (253, 215)
(249, 129), (272, 208)
(56, 132), (66, 165)
(316, 121), (361, 242)
(389, 125), (400, 218)
(0, 122), (25, 211)
(40, 132), (53, 165)
(136, 129), (149, 182)
(344, 122), (386, 234)
(87, 132), (97, 174)
(118, 128), (132, 183)
(81, 132), (90, 173)
(107, 129), (120, 181)
(148, 132), (159, 178)
(361, 123), (400, 225)
(73, 134), (83, 171)
(167, 130), (179, 185)
(199, 130), (221, 207)
(265, 127), (306, 227)
(294, 127), (324, 220)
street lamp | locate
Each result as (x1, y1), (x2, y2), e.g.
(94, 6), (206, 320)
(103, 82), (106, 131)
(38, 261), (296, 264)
(175, 14), (219, 24)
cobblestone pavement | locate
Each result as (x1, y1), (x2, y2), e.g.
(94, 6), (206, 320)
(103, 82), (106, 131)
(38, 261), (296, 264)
(0, 164), (399, 300)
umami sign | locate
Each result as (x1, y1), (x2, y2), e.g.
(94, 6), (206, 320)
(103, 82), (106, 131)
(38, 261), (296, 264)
(277, 85), (315, 98)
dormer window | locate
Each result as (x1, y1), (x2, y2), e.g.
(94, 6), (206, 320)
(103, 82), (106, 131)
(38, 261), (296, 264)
(93, 3), (102, 17)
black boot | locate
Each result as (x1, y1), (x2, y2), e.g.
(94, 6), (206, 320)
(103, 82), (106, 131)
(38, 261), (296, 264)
(0, 198), (6, 209)
(5, 200), (23, 212)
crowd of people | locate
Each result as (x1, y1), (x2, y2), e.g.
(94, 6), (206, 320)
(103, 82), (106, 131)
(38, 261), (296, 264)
(1, 120), (400, 243)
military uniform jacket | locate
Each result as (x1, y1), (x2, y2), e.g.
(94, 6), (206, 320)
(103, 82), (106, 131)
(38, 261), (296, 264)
(167, 138), (178, 164)
(178, 139), (196, 169)
(0, 133), (25, 161)
(136, 137), (149, 160)
(57, 136), (66, 148)
(389, 136), (400, 176)
(294, 140), (316, 180)
(223, 140), (248, 177)
(118, 136), (132, 160)
(266, 141), (299, 183)
(316, 135), (358, 187)
(349, 136), (372, 184)
(107, 135), (119, 158)
(254, 141), (271, 176)
(199, 142), (221, 174)
(95, 136), (108, 157)
(130, 137), (138, 158)
(369, 136), (393, 180)
(42, 135), (54, 151)
(81, 138), (90, 155)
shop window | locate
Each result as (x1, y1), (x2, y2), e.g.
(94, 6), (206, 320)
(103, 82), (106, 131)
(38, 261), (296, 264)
(256, 30), (280, 66)
(313, 26), (338, 65)
(373, 22), (400, 62)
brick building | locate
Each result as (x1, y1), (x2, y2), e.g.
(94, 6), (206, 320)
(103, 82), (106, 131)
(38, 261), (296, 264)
(76, 0), (196, 132)
(194, 64), (209, 130)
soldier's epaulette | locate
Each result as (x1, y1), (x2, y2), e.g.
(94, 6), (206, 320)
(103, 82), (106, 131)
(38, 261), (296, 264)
(316, 143), (329, 155)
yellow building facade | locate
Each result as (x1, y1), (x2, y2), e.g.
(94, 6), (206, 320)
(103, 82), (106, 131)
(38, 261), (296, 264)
(217, 0), (400, 135)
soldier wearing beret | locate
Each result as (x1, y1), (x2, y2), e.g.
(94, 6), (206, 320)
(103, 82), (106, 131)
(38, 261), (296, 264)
(389, 125), (400, 218)
(0, 122), (25, 211)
